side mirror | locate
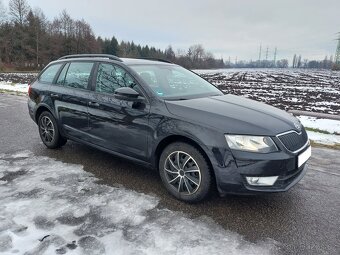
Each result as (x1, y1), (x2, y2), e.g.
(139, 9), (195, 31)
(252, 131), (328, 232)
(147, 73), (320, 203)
(114, 87), (141, 101)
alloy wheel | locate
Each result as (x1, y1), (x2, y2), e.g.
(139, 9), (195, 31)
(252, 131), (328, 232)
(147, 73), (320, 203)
(163, 151), (201, 195)
(40, 116), (55, 143)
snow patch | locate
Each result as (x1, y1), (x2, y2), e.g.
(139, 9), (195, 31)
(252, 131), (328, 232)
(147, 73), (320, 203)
(0, 151), (277, 255)
(0, 82), (29, 93)
(306, 131), (340, 145)
(298, 116), (340, 134)
(297, 116), (340, 145)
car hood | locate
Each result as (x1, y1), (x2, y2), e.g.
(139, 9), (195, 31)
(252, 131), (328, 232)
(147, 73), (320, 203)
(165, 94), (301, 136)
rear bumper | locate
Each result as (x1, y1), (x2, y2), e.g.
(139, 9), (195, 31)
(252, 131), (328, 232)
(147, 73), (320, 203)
(211, 145), (310, 196)
(27, 98), (36, 123)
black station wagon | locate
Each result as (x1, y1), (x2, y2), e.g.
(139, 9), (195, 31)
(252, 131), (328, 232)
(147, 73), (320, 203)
(28, 54), (311, 202)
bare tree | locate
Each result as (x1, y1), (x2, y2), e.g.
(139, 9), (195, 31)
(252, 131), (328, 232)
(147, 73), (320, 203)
(59, 10), (74, 37)
(188, 44), (205, 62)
(9, 0), (30, 25)
(26, 8), (47, 66)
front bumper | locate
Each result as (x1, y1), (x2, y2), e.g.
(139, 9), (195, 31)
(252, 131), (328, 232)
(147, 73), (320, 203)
(212, 144), (310, 196)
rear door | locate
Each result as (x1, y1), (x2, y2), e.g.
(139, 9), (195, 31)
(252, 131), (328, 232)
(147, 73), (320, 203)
(87, 62), (151, 160)
(51, 61), (94, 141)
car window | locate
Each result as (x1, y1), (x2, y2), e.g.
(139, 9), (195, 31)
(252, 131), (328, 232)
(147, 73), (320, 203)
(56, 63), (70, 85)
(129, 64), (222, 99)
(39, 63), (63, 83)
(64, 62), (94, 90)
(95, 63), (136, 94)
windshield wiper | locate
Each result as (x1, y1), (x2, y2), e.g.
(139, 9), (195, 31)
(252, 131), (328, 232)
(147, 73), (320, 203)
(164, 97), (189, 101)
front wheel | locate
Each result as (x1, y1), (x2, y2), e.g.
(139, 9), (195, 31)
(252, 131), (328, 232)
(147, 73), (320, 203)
(38, 111), (67, 149)
(159, 142), (212, 203)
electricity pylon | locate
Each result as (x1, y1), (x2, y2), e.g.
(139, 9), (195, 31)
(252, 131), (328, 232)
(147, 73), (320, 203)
(273, 47), (277, 63)
(258, 44), (262, 61)
(335, 33), (340, 67)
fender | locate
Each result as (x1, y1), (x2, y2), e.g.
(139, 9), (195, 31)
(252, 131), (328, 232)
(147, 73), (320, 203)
(35, 102), (57, 122)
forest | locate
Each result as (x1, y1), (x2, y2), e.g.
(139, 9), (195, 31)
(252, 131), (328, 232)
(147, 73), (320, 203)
(0, 0), (337, 71)
(0, 0), (227, 70)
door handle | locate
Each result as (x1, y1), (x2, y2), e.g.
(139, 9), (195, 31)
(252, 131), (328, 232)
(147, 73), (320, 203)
(50, 93), (59, 98)
(89, 101), (100, 107)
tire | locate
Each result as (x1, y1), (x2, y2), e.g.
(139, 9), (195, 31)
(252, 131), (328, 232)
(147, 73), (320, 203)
(38, 111), (67, 149)
(159, 142), (212, 203)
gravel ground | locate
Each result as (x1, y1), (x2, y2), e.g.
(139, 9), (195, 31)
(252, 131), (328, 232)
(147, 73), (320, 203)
(0, 94), (340, 255)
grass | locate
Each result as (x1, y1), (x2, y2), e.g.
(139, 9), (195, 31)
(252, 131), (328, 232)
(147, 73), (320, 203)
(310, 140), (340, 150)
(305, 127), (340, 135)
(305, 127), (332, 134)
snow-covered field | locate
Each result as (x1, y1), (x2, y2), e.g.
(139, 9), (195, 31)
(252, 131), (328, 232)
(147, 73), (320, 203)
(195, 69), (340, 146)
(0, 73), (36, 93)
(0, 73), (36, 85)
(0, 151), (277, 255)
(196, 69), (340, 115)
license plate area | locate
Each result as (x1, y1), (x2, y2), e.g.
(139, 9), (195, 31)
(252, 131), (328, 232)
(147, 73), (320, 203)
(298, 146), (311, 168)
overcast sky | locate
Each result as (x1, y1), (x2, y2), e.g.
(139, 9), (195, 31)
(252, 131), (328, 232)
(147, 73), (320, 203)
(3, 0), (340, 61)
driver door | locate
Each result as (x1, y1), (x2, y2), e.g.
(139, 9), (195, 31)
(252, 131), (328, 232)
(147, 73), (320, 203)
(87, 62), (151, 161)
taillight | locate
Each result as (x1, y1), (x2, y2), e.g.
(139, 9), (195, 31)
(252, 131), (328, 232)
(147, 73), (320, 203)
(28, 84), (31, 96)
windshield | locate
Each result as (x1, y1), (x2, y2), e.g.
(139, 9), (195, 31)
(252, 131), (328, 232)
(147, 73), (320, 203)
(129, 64), (223, 100)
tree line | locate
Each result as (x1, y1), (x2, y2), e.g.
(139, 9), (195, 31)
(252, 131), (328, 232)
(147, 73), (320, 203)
(0, 0), (225, 70)
(0, 0), (338, 71)
(291, 54), (335, 69)
(225, 54), (337, 69)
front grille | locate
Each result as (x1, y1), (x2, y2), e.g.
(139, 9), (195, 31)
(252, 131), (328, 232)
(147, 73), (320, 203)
(277, 129), (308, 152)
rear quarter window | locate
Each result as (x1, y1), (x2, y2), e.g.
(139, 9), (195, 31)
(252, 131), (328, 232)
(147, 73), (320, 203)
(39, 63), (63, 83)
(63, 62), (94, 90)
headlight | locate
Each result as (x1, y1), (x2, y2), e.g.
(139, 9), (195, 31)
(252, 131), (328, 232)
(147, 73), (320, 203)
(225, 135), (278, 153)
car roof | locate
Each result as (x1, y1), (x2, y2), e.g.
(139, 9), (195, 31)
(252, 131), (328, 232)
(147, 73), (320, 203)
(51, 54), (174, 66)
(120, 58), (174, 66)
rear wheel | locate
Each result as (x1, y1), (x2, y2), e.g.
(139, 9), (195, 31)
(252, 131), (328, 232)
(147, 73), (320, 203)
(38, 111), (67, 149)
(159, 142), (212, 202)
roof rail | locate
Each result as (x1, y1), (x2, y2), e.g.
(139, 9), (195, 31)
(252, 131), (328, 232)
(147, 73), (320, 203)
(139, 58), (173, 63)
(58, 54), (122, 62)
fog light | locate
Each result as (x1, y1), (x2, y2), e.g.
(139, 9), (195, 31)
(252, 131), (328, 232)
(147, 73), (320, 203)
(246, 176), (278, 186)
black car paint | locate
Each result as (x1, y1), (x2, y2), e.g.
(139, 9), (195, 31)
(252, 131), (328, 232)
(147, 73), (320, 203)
(28, 57), (309, 195)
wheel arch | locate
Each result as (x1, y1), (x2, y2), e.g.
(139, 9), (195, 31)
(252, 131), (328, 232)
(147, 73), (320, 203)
(35, 104), (55, 123)
(154, 135), (213, 173)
